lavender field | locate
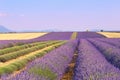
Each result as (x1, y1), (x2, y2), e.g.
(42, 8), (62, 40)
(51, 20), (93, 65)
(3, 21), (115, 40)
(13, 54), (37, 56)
(0, 32), (120, 80)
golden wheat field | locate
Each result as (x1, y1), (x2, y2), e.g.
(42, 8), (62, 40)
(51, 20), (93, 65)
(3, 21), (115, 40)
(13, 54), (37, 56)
(0, 33), (47, 40)
(98, 32), (120, 38)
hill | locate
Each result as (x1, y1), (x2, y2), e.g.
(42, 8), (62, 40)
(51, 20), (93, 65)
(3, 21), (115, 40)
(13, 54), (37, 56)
(0, 25), (11, 32)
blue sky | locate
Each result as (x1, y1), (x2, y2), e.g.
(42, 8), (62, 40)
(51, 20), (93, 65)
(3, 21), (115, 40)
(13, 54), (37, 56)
(0, 0), (120, 31)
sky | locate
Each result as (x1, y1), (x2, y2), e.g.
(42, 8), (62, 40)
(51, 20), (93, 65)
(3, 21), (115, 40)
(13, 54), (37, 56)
(0, 0), (120, 31)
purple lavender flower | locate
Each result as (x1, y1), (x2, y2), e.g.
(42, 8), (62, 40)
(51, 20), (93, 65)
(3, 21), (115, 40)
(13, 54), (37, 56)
(0, 32), (73, 49)
(88, 38), (120, 69)
(77, 32), (106, 39)
(73, 39), (120, 80)
(3, 40), (78, 80)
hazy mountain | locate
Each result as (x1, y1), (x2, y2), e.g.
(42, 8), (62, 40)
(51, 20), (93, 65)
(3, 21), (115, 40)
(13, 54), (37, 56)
(0, 25), (12, 32)
(20, 29), (62, 32)
(0, 25), (62, 33)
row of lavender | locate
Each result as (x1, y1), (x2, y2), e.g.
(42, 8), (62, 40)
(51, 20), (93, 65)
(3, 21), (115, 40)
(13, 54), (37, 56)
(93, 38), (120, 48)
(77, 32), (106, 39)
(88, 38), (120, 69)
(73, 39), (120, 80)
(0, 32), (107, 49)
(1, 40), (78, 80)
(1, 32), (120, 79)
(0, 32), (72, 49)
(32, 32), (73, 41)
(73, 32), (120, 79)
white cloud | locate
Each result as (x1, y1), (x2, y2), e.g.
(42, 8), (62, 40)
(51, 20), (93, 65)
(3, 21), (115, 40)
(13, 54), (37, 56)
(0, 13), (8, 17)
(19, 14), (25, 17)
(0, 13), (25, 17)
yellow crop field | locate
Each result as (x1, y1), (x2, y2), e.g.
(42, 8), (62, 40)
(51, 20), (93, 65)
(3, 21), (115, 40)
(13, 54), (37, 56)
(0, 33), (47, 40)
(98, 32), (120, 38)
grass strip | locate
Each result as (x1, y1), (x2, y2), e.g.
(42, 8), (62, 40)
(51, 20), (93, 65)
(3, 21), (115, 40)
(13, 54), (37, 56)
(0, 40), (58, 56)
(70, 32), (77, 40)
(0, 41), (61, 62)
(0, 41), (66, 76)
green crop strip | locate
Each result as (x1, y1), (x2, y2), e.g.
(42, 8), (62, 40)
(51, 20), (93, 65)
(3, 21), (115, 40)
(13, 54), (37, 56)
(71, 32), (78, 39)
(0, 41), (66, 76)
(29, 66), (57, 80)
(0, 40), (59, 56)
(0, 41), (61, 62)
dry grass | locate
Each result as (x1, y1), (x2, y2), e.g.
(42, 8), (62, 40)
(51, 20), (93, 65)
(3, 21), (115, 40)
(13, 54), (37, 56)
(0, 32), (47, 40)
(98, 32), (120, 38)
(61, 53), (78, 80)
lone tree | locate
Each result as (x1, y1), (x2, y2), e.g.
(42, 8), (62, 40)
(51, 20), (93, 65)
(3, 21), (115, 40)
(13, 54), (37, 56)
(100, 30), (104, 32)
(86, 29), (89, 32)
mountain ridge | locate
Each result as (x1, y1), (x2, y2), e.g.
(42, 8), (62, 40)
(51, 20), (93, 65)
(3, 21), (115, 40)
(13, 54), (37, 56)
(0, 25), (12, 32)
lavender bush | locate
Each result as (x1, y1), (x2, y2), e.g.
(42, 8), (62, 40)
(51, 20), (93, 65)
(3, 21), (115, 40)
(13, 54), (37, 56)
(3, 40), (78, 80)
(73, 39), (120, 80)
(32, 32), (73, 41)
(95, 38), (120, 48)
(77, 32), (106, 39)
(0, 32), (72, 49)
(88, 39), (120, 69)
